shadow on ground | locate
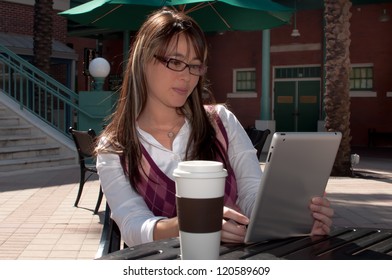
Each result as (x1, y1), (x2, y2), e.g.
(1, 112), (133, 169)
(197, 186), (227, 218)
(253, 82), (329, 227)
(0, 166), (98, 192)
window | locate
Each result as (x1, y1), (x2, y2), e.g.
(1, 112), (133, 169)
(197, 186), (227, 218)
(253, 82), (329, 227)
(228, 68), (257, 98)
(235, 69), (256, 92)
(350, 66), (373, 90)
(275, 66), (321, 79)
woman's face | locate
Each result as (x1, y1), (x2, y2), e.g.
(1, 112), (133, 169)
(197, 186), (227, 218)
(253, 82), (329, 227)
(145, 34), (201, 110)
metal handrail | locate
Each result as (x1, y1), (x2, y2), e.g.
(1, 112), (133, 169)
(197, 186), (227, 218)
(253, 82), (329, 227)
(0, 44), (101, 138)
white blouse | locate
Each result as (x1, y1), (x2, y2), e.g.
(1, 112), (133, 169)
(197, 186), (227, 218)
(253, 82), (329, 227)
(96, 105), (262, 246)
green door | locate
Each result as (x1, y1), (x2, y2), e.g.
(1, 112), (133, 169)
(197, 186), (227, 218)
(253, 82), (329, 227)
(274, 81), (296, 131)
(297, 80), (320, 131)
(274, 80), (320, 132)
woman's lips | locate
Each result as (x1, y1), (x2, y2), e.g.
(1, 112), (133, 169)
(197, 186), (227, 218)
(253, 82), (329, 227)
(173, 87), (189, 95)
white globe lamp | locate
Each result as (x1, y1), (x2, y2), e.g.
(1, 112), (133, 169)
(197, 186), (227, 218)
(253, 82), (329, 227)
(89, 57), (111, 91)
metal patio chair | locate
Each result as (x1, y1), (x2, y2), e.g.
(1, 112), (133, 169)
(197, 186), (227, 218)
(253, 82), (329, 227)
(68, 127), (103, 214)
(246, 128), (271, 159)
(95, 203), (123, 258)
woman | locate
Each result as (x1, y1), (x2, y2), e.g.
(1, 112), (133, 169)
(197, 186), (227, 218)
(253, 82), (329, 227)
(96, 8), (333, 247)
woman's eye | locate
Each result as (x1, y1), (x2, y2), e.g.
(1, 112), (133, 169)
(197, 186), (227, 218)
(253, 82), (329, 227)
(171, 60), (183, 67)
(190, 65), (201, 70)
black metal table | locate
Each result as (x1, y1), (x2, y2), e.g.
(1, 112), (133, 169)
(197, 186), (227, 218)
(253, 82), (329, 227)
(98, 227), (392, 260)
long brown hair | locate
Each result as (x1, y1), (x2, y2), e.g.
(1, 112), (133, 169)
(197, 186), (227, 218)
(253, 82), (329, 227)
(97, 8), (227, 187)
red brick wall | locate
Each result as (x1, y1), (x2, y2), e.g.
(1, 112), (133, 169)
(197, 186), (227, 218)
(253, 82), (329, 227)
(206, 31), (263, 128)
(66, 37), (97, 92)
(349, 5), (392, 146)
(0, 1), (34, 35)
(0, 1), (67, 42)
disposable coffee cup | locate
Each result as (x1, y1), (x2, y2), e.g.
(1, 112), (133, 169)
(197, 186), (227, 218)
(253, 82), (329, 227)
(173, 160), (227, 260)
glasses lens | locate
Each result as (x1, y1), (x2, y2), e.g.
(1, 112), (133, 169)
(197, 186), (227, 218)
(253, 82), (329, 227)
(167, 59), (187, 71)
(166, 58), (206, 76)
(189, 65), (206, 76)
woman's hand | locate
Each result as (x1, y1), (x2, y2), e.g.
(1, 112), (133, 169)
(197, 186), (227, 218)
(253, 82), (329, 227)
(154, 207), (250, 244)
(221, 206), (249, 243)
(309, 196), (334, 235)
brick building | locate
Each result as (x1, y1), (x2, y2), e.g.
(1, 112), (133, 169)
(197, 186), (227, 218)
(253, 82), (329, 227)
(0, 0), (79, 89)
(91, 2), (391, 147)
(1, 0), (391, 148)
(205, 3), (392, 147)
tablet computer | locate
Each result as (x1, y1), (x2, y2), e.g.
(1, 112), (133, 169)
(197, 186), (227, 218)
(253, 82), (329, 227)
(244, 131), (342, 244)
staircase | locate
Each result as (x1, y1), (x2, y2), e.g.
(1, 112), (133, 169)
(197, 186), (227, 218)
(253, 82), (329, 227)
(0, 44), (93, 173)
(0, 101), (76, 173)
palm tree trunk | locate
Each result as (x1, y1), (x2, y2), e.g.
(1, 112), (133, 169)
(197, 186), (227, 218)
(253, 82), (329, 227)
(33, 0), (53, 118)
(324, 0), (353, 176)
(33, 0), (53, 73)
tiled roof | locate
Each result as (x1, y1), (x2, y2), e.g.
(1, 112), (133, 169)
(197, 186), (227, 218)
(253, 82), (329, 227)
(0, 32), (77, 60)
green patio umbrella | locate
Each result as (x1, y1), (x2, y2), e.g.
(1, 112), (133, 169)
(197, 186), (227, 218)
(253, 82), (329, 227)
(60, 0), (293, 32)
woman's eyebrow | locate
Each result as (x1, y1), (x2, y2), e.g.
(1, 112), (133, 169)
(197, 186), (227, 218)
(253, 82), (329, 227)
(165, 52), (201, 62)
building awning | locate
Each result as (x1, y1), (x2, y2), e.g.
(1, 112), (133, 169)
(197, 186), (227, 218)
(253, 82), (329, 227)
(0, 32), (78, 61)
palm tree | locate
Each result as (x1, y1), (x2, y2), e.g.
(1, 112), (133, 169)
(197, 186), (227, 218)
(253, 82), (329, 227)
(33, 0), (53, 118)
(324, 0), (352, 176)
(33, 0), (53, 74)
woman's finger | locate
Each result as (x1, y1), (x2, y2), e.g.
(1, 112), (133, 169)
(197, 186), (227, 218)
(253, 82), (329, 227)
(223, 207), (250, 225)
(310, 203), (334, 218)
(218, 207), (249, 243)
(310, 197), (334, 218)
(221, 219), (247, 243)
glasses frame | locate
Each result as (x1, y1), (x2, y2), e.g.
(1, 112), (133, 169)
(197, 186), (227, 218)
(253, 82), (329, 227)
(153, 55), (207, 76)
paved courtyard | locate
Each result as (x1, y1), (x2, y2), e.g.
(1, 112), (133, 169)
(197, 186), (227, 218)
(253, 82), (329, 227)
(0, 148), (391, 259)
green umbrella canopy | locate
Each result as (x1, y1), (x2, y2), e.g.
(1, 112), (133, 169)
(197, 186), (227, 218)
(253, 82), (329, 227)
(59, 0), (293, 32)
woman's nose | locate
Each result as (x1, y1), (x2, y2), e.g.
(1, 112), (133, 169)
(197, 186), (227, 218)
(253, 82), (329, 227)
(178, 67), (192, 80)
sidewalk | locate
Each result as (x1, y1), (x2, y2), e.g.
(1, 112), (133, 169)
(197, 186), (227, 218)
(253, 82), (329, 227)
(0, 148), (391, 259)
(327, 147), (392, 229)
(0, 165), (104, 259)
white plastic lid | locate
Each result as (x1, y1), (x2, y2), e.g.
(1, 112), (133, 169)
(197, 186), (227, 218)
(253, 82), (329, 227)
(173, 161), (228, 178)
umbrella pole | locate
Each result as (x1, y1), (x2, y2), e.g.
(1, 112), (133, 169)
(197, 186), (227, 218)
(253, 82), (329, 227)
(261, 30), (271, 120)
(256, 30), (275, 153)
(123, 30), (130, 73)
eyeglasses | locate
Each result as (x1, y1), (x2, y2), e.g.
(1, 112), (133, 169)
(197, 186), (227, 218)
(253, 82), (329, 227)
(154, 55), (207, 76)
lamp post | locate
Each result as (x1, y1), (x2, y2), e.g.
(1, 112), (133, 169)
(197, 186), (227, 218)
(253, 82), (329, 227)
(88, 57), (110, 91)
(79, 57), (115, 133)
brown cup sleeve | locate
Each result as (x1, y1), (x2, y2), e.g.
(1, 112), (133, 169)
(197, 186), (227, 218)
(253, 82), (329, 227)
(176, 196), (224, 233)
